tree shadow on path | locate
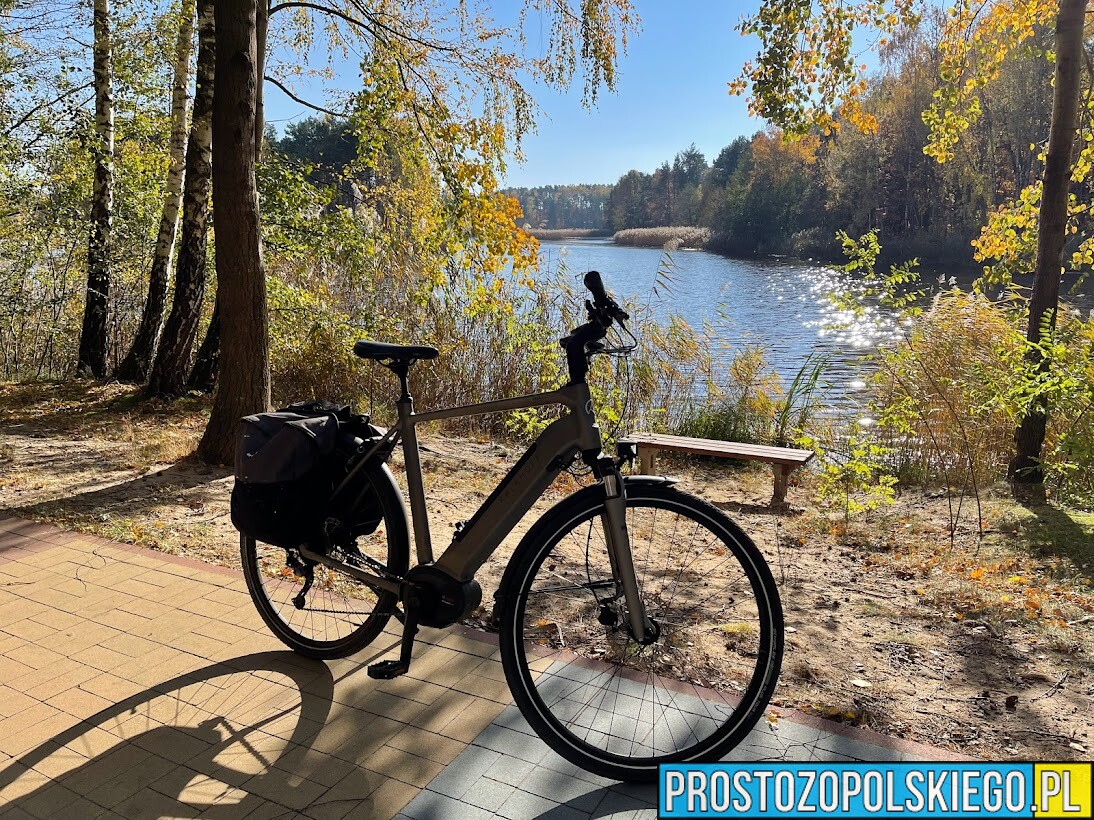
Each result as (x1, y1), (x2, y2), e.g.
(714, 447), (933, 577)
(2, 458), (233, 537)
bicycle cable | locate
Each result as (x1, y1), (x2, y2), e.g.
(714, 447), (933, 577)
(565, 323), (636, 480)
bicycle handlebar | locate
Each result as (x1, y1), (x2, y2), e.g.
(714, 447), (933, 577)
(560, 271), (630, 384)
(584, 270), (609, 305)
(583, 270), (629, 325)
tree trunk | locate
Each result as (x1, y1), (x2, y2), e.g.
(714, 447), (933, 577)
(116, 0), (197, 383)
(147, 0), (214, 399)
(255, 0), (267, 159)
(197, 0), (270, 464)
(188, 294), (220, 392)
(76, 0), (115, 378)
(1009, 0), (1088, 486)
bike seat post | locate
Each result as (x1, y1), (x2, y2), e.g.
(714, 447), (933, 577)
(394, 363), (434, 566)
(391, 362), (411, 403)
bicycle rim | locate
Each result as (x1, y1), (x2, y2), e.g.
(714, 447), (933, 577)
(501, 485), (782, 780)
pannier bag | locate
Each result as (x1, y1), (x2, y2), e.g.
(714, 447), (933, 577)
(230, 401), (383, 550)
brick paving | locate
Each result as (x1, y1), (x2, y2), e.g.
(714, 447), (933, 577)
(0, 516), (968, 819)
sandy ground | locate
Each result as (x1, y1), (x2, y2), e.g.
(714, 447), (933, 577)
(1, 382), (1091, 762)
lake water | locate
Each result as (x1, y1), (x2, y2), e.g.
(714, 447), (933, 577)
(538, 238), (1094, 414)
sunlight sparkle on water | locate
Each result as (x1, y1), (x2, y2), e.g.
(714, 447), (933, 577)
(535, 241), (924, 410)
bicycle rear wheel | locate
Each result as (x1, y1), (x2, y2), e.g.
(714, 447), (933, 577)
(241, 462), (410, 659)
(497, 480), (783, 782)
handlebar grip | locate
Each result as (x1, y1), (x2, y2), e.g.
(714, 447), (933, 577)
(584, 270), (608, 305)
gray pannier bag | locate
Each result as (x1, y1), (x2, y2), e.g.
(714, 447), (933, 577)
(231, 399), (386, 550)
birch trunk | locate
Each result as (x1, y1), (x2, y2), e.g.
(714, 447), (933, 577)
(188, 295), (220, 392)
(147, 0), (214, 398)
(117, 0), (197, 383)
(197, 0), (270, 464)
(76, 0), (114, 378)
(1009, 0), (1088, 487)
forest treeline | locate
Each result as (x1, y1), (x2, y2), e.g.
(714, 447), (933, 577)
(509, 21), (1053, 266)
(504, 184), (612, 230)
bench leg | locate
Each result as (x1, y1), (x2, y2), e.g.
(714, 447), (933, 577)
(639, 447), (657, 475)
(772, 465), (791, 505)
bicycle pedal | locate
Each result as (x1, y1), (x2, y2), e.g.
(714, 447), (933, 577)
(367, 660), (408, 680)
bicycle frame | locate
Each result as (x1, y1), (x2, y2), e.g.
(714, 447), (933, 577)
(309, 377), (651, 641)
(402, 382), (599, 580)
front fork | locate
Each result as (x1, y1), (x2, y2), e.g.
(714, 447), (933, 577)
(597, 459), (657, 644)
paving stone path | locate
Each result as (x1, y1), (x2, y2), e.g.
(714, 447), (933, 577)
(0, 517), (968, 819)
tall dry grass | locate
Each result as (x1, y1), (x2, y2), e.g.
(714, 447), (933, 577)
(613, 227), (711, 251)
(871, 291), (1020, 491)
(528, 228), (612, 240)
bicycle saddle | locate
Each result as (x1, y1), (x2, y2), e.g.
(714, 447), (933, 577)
(353, 340), (439, 363)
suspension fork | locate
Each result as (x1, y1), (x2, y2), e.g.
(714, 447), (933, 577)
(598, 459), (656, 643)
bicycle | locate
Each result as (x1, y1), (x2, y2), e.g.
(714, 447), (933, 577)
(238, 271), (784, 782)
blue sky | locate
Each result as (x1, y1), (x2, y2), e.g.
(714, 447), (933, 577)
(499, 1), (764, 187)
(264, 1), (765, 188)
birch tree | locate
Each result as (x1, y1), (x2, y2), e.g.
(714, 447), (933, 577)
(76, 0), (115, 377)
(117, 0), (196, 382)
(147, 0), (214, 398)
(187, 294), (219, 392)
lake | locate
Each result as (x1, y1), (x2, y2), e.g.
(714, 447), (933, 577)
(538, 238), (1094, 415)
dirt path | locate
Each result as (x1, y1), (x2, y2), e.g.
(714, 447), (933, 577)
(1, 383), (1091, 761)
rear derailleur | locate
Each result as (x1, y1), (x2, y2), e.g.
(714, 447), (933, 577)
(285, 549), (315, 610)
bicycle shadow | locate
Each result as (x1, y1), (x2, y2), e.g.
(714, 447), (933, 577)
(0, 649), (398, 818)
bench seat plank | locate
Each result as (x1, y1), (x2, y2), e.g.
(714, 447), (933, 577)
(629, 432), (814, 504)
(629, 433), (813, 465)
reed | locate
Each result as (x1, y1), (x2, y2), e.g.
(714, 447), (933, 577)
(612, 227), (711, 250)
(266, 254), (802, 449)
(527, 228), (612, 240)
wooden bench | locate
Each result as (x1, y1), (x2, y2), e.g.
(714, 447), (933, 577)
(628, 432), (815, 505)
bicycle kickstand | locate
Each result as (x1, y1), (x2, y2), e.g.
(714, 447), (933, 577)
(367, 594), (419, 680)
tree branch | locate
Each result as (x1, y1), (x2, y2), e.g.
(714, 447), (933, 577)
(268, 1), (376, 38)
(3, 81), (94, 138)
(269, 0), (463, 55)
(263, 75), (349, 118)
(345, 0), (462, 54)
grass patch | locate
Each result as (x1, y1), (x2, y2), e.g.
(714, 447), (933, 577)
(867, 500), (1094, 634)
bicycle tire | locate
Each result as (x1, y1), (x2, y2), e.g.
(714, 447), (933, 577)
(241, 461), (410, 659)
(497, 479), (783, 782)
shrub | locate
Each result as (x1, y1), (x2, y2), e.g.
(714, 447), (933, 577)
(872, 290), (1022, 491)
(673, 349), (827, 450)
(867, 286), (1094, 507)
(675, 346), (780, 444)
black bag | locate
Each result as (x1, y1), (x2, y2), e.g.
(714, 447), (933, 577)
(230, 401), (384, 550)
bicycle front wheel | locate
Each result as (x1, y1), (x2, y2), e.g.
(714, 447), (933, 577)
(498, 480), (783, 782)
(241, 462), (410, 659)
